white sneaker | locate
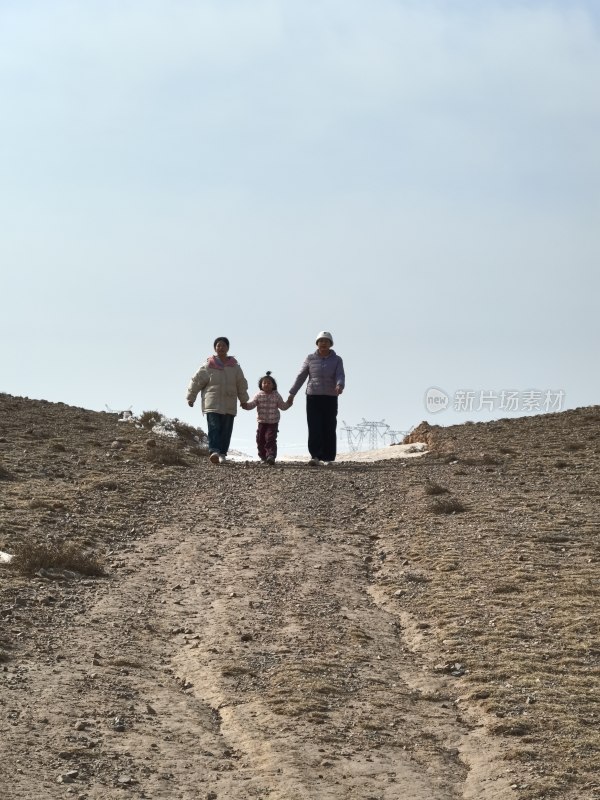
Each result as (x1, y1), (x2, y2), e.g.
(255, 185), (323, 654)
(308, 458), (319, 466)
(219, 455), (227, 464)
(209, 452), (220, 465)
(320, 461), (331, 466)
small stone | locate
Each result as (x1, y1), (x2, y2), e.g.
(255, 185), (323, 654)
(58, 770), (79, 784)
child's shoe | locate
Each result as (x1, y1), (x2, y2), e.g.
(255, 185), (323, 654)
(266, 456), (275, 465)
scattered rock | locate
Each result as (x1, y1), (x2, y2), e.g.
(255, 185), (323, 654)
(434, 662), (467, 677)
(58, 770), (79, 784)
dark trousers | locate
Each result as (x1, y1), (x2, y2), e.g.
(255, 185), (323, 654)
(256, 423), (278, 460)
(206, 413), (235, 455)
(306, 395), (338, 462)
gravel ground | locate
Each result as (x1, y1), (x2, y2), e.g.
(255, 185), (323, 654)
(0, 394), (598, 800)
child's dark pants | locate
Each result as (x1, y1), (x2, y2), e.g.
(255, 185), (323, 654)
(257, 423), (278, 460)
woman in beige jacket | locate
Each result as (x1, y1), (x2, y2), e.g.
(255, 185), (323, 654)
(187, 337), (249, 464)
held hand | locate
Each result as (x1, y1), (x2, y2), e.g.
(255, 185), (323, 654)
(241, 402), (249, 410)
(287, 395), (294, 405)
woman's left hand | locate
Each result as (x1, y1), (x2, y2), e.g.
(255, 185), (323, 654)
(335, 386), (344, 395)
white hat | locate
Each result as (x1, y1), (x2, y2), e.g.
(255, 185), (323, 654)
(316, 330), (334, 345)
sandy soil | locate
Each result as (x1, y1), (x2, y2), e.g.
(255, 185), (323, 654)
(0, 395), (598, 800)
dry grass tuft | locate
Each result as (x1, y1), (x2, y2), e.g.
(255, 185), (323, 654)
(11, 540), (106, 577)
(0, 463), (15, 481)
(491, 720), (533, 737)
(137, 411), (206, 453)
(49, 441), (67, 452)
(91, 479), (120, 492)
(171, 418), (207, 447)
(481, 453), (502, 465)
(424, 481), (450, 496)
(430, 497), (467, 514)
(138, 410), (163, 430)
(564, 441), (585, 452)
(29, 498), (67, 511)
(107, 657), (144, 668)
(146, 444), (188, 467)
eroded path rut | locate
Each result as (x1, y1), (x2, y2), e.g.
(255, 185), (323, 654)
(3, 458), (513, 799)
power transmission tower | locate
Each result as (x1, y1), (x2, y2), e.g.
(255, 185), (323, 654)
(341, 418), (408, 451)
(357, 419), (390, 450)
(341, 420), (364, 452)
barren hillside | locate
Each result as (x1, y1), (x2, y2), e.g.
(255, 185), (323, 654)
(0, 394), (598, 800)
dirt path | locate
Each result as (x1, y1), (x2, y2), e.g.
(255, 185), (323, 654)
(2, 458), (514, 800)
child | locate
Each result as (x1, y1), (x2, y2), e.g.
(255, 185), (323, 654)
(242, 371), (292, 464)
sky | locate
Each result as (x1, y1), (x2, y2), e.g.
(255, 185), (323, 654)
(1, 0), (599, 456)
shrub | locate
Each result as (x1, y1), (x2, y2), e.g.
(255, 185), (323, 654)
(481, 453), (501, 465)
(171, 418), (207, 446)
(424, 481), (450, 496)
(138, 410), (163, 430)
(165, 418), (208, 447)
(146, 444), (188, 467)
(0, 463), (15, 481)
(564, 442), (585, 452)
(11, 540), (105, 577)
(430, 497), (467, 514)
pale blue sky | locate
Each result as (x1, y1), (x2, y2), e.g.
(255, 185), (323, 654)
(2, 0), (599, 455)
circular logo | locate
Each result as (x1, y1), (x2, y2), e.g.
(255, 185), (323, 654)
(425, 387), (449, 414)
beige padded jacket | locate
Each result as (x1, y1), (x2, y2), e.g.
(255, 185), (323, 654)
(186, 355), (249, 416)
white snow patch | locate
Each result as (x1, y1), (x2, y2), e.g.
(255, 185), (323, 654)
(280, 442), (426, 463)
